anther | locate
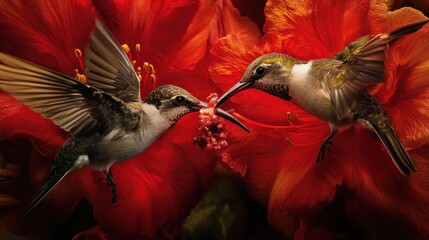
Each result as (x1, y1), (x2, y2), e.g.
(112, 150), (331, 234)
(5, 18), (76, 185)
(121, 44), (130, 53)
(122, 44), (133, 62)
(150, 74), (156, 84)
(135, 44), (141, 65)
(143, 62), (149, 70)
(137, 67), (142, 81)
(148, 64), (155, 75)
(73, 68), (87, 84)
(74, 48), (83, 58)
(286, 112), (298, 121)
(74, 48), (85, 72)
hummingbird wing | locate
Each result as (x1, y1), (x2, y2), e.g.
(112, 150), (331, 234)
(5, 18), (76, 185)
(0, 52), (140, 138)
(333, 36), (369, 61)
(354, 93), (416, 176)
(330, 20), (428, 119)
(85, 19), (141, 103)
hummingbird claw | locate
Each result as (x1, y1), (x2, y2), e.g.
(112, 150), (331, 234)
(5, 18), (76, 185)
(316, 128), (338, 163)
(316, 140), (334, 163)
(103, 170), (118, 203)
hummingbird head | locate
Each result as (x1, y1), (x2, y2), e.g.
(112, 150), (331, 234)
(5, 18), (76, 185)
(144, 85), (249, 132)
(216, 53), (295, 107)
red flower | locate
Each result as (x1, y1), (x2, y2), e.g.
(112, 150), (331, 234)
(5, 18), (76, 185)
(0, 0), (254, 239)
(210, 0), (429, 238)
(0, 0), (96, 237)
(85, 0), (261, 238)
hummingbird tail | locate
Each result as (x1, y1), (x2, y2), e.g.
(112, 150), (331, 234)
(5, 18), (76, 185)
(21, 169), (69, 220)
(371, 123), (416, 176)
(389, 20), (429, 43)
(21, 138), (91, 219)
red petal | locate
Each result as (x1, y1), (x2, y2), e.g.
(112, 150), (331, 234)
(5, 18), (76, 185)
(0, 0), (96, 75)
(336, 8), (429, 237)
(169, 0), (261, 71)
(231, 0), (266, 31)
(372, 8), (429, 149)
(92, 0), (199, 70)
(0, 93), (87, 234)
(83, 117), (217, 239)
(73, 226), (107, 240)
(263, 0), (387, 59)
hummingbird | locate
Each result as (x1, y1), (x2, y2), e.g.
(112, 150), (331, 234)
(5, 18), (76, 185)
(0, 20), (248, 217)
(216, 20), (429, 176)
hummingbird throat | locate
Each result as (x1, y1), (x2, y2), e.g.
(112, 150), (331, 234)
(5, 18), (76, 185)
(73, 44), (157, 89)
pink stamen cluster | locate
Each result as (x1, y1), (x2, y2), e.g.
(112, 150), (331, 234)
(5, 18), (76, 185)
(193, 93), (229, 151)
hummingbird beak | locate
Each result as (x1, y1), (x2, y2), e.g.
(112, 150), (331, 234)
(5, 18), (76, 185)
(193, 101), (250, 133)
(215, 81), (252, 107)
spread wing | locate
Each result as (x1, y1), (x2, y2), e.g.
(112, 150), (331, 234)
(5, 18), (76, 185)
(329, 20), (428, 119)
(85, 19), (141, 103)
(0, 52), (140, 138)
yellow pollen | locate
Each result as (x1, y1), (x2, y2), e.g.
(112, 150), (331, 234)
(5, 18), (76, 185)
(121, 44), (130, 53)
(150, 74), (156, 84)
(73, 69), (87, 84)
(121, 42), (156, 87)
(74, 48), (82, 58)
(286, 112), (298, 121)
(74, 48), (85, 73)
(137, 67), (142, 81)
(143, 62), (149, 70)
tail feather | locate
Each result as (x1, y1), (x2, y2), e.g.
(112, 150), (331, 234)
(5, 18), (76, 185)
(389, 20), (429, 42)
(21, 165), (72, 219)
(371, 124), (416, 176)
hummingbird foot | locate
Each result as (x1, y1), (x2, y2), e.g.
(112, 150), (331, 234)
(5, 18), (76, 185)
(103, 170), (118, 203)
(316, 140), (333, 163)
(316, 127), (338, 163)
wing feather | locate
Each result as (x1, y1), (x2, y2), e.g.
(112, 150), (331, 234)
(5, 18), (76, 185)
(85, 19), (141, 103)
(0, 52), (131, 137)
(329, 20), (428, 119)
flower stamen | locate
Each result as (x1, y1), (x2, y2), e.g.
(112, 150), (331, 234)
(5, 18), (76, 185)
(136, 67), (142, 81)
(286, 111), (299, 121)
(73, 48), (87, 84)
(74, 48), (85, 73)
(73, 69), (87, 84)
(135, 44), (141, 67)
(121, 44), (133, 62)
(228, 110), (294, 129)
(121, 42), (157, 89)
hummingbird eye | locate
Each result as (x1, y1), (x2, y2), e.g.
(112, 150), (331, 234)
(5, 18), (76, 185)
(175, 95), (186, 103)
(255, 66), (266, 76)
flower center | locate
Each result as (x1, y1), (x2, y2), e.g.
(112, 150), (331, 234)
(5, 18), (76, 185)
(121, 43), (156, 90)
(72, 44), (157, 89)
